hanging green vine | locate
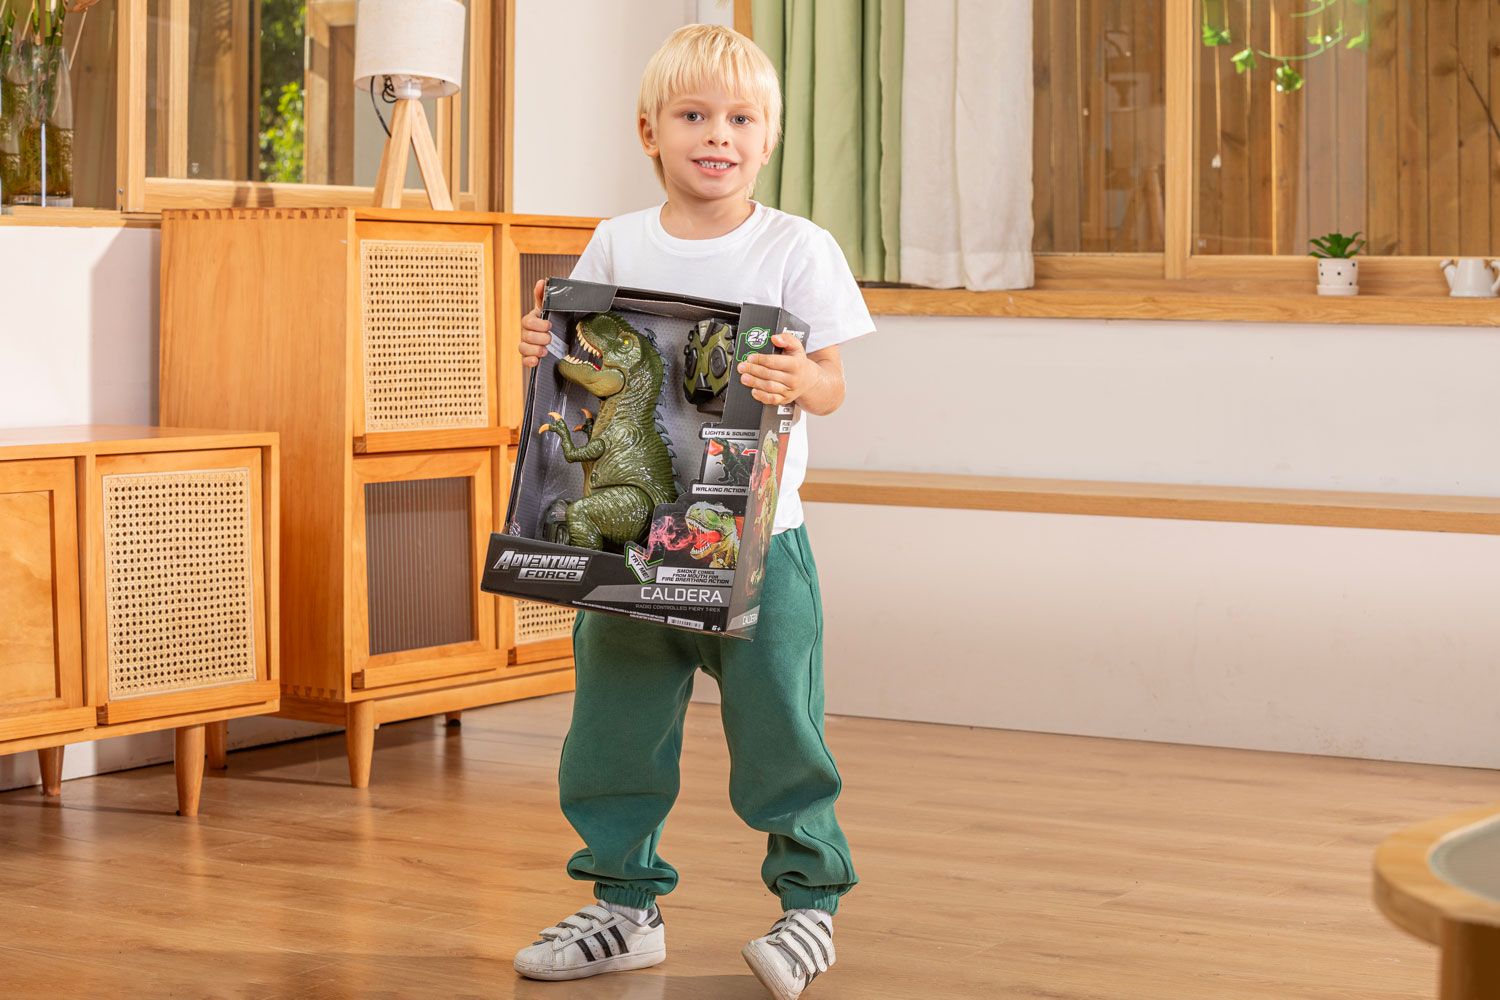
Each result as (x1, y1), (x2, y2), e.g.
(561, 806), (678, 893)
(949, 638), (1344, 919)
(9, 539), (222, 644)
(1201, 0), (1370, 94)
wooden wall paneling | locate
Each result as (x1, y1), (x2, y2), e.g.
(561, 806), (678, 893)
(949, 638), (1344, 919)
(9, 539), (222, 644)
(1268, 1), (1302, 256)
(1031, 2), (1053, 253)
(1246, 3), (1275, 254)
(1427, 0), (1461, 256)
(1492, 0), (1500, 257)
(1103, 0), (1131, 252)
(1164, 0), (1192, 274)
(1457, 0), (1491, 257)
(1081, 0), (1107, 252)
(1333, 11), (1367, 248)
(1135, 0), (1165, 253)
(1396, 4), (1430, 255)
(1195, 6), (1221, 256)
(1366, 0), (1400, 255)
(1302, 14), (1334, 251)
(1050, 0), (1082, 252)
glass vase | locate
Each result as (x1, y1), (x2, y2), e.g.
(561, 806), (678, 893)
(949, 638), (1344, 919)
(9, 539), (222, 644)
(3, 38), (73, 208)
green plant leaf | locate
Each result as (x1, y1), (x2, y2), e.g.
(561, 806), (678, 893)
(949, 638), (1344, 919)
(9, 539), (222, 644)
(1231, 47), (1257, 73)
(1346, 27), (1369, 49)
(1274, 63), (1304, 92)
(1202, 22), (1232, 46)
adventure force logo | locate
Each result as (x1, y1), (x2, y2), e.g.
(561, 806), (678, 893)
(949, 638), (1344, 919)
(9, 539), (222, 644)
(493, 550), (590, 583)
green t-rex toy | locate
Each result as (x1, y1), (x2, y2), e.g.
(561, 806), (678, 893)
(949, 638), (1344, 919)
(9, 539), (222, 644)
(537, 312), (678, 550)
(686, 501), (740, 569)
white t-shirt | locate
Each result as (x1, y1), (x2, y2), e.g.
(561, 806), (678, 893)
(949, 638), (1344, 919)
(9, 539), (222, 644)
(565, 201), (875, 534)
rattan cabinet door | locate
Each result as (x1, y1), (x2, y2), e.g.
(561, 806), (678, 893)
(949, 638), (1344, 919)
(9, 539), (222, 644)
(0, 459), (91, 742)
(494, 446), (576, 674)
(353, 222), (497, 445)
(351, 449), (502, 691)
(89, 448), (276, 726)
(498, 224), (595, 434)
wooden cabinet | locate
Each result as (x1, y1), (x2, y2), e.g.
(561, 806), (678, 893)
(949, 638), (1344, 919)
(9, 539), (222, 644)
(0, 427), (280, 815)
(159, 207), (597, 787)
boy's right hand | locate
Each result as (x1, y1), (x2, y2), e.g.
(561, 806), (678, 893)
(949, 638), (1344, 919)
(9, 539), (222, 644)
(519, 278), (552, 368)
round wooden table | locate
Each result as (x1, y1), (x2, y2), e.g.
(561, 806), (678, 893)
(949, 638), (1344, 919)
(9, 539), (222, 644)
(1375, 804), (1500, 999)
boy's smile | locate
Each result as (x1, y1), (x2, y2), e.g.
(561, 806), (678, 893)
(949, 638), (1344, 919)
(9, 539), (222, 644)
(641, 85), (771, 224)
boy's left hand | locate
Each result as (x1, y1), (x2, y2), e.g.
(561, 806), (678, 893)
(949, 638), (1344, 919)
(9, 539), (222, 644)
(737, 333), (822, 406)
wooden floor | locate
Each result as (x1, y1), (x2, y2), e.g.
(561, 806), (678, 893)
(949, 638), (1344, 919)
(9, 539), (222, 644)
(2, 694), (1496, 1000)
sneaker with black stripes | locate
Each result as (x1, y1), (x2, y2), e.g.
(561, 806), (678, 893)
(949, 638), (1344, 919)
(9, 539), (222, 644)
(741, 910), (835, 999)
(512, 902), (666, 981)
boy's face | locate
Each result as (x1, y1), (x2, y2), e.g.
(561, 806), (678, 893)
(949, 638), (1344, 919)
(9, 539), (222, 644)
(640, 85), (772, 206)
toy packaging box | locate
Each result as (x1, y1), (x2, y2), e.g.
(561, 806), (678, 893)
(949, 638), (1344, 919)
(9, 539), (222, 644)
(481, 278), (808, 639)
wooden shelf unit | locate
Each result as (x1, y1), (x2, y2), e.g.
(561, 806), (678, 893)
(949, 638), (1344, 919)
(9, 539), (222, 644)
(159, 208), (597, 786)
(0, 426), (280, 815)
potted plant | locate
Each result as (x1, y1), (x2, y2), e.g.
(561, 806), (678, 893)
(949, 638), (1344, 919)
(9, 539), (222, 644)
(0, 1), (93, 209)
(1309, 230), (1365, 297)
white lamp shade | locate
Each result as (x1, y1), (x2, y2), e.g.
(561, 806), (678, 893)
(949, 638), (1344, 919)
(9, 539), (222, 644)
(353, 0), (466, 99)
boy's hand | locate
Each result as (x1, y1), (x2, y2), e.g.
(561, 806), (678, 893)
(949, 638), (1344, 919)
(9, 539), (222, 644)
(737, 332), (822, 406)
(519, 278), (553, 368)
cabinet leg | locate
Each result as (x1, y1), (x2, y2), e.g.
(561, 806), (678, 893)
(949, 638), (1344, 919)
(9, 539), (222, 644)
(37, 746), (63, 797)
(175, 725), (206, 817)
(347, 702), (376, 789)
(206, 720), (229, 770)
(445, 711), (462, 727)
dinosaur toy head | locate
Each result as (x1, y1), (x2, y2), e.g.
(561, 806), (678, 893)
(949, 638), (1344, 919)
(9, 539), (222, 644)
(685, 502), (738, 560)
(558, 312), (651, 398)
(682, 318), (734, 406)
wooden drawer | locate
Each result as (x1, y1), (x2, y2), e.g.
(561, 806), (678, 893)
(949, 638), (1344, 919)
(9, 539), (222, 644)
(0, 459), (90, 742)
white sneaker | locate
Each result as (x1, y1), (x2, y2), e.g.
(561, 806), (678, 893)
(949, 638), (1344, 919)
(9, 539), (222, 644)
(513, 902), (666, 981)
(741, 911), (835, 999)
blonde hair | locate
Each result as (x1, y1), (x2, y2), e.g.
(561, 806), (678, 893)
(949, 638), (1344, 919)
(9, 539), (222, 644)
(637, 24), (782, 190)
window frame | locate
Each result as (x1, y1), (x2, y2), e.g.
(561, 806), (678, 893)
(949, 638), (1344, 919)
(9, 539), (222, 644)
(737, 0), (1492, 325)
(98, 0), (493, 214)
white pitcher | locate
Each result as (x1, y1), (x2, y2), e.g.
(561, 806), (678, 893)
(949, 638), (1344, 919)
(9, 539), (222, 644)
(1440, 258), (1500, 298)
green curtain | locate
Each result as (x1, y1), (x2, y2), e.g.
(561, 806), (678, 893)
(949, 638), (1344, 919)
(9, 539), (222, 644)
(752, 0), (902, 283)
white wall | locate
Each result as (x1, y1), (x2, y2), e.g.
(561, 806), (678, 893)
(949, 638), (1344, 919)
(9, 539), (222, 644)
(511, 0), (730, 216)
(682, 315), (1500, 769)
(791, 315), (1500, 768)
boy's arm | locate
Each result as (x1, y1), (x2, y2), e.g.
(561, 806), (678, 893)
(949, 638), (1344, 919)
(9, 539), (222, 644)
(737, 333), (852, 417)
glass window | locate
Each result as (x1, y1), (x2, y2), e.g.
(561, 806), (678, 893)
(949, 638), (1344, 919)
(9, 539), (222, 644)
(145, 0), (468, 189)
(1194, 0), (1499, 257)
(1033, 0), (1168, 254)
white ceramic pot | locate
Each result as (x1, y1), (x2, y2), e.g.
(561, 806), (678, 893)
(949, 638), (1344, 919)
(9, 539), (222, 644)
(1316, 258), (1359, 296)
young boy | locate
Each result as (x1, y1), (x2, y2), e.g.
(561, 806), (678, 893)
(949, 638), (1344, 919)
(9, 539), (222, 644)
(511, 24), (873, 999)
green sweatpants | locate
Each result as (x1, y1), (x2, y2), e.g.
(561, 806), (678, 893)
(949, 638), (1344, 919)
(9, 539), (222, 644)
(558, 524), (858, 914)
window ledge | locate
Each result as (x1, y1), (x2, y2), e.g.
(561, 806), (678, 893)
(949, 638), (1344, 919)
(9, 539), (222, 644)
(862, 286), (1500, 327)
(0, 208), (159, 230)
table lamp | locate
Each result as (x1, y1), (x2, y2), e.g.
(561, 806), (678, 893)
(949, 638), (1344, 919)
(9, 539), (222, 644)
(353, 0), (466, 209)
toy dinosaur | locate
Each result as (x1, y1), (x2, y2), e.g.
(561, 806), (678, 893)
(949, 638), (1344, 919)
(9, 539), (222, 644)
(746, 431), (780, 589)
(686, 502), (740, 569)
(537, 312), (678, 550)
(706, 437), (755, 485)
